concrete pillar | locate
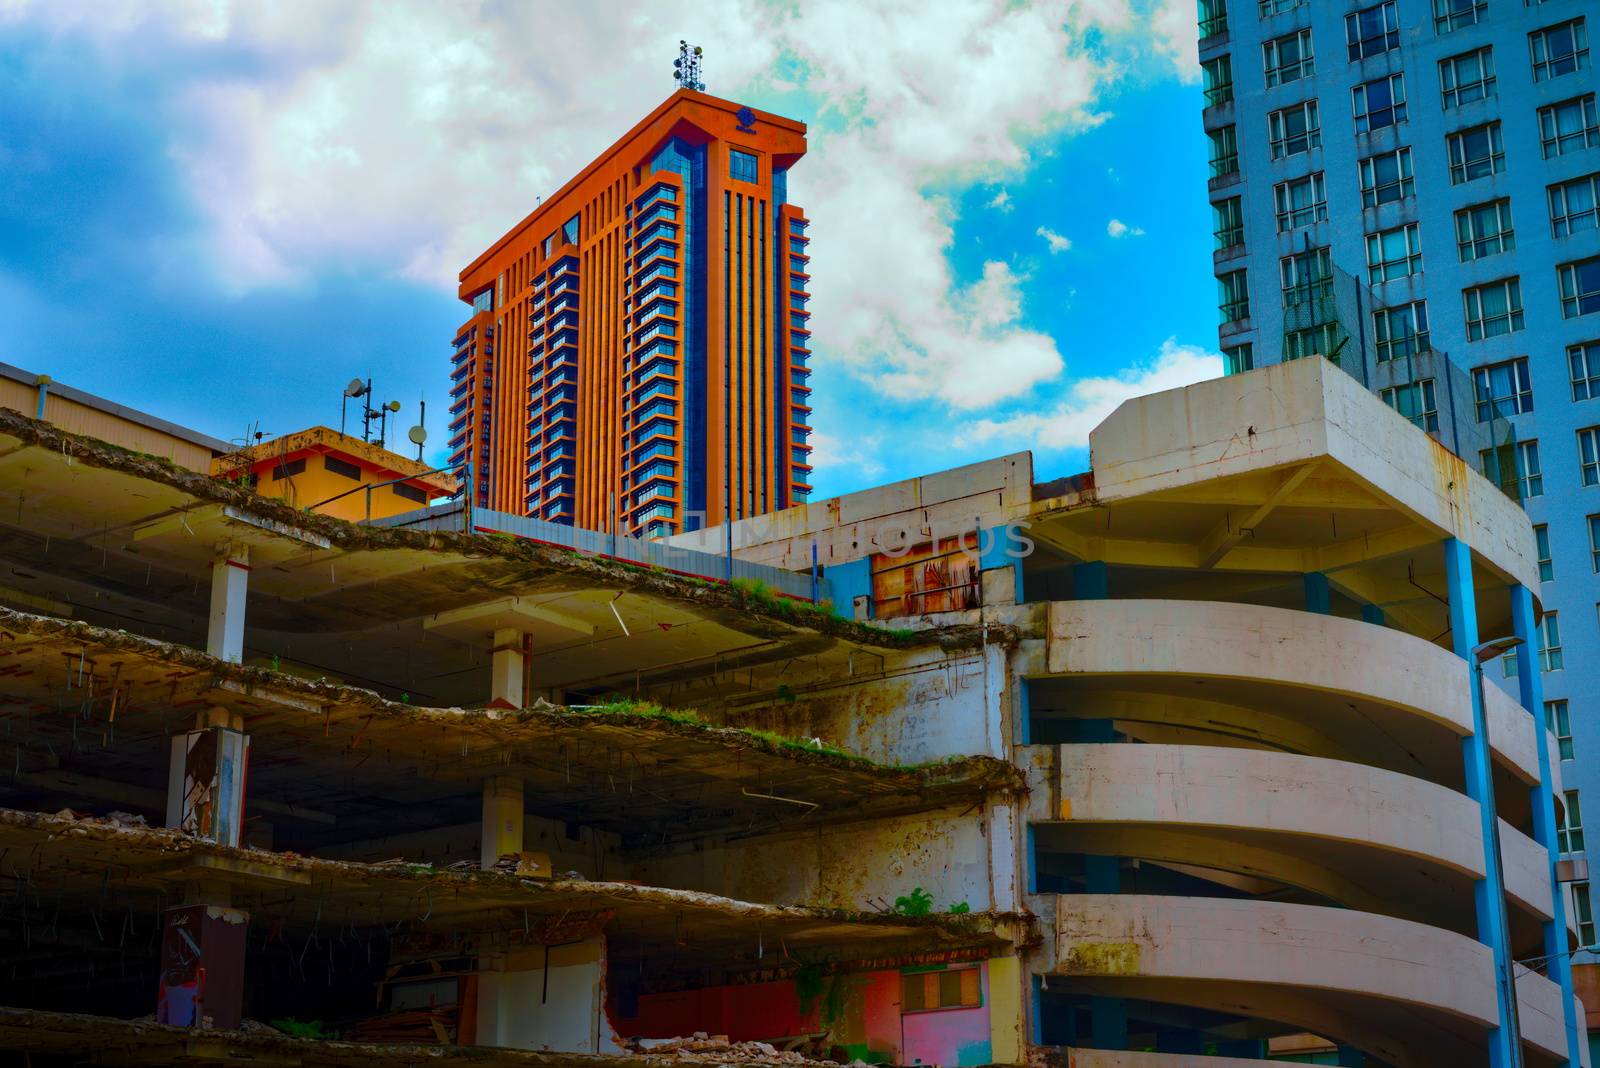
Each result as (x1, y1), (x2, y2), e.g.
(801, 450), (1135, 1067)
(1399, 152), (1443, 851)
(158, 892), (247, 1030)
(980, 525), (1027, 605)
(1443, 537), (1518, 1068)
(481, 776), (524, 869)
(1303, 571), (1331, 614)
(489, 628), (525, 709)
(1073, 560), (1108, 600)
(206, 542), (249, 663)
(167, 708), (250, 847)
(1513, 583), (1582, 1068)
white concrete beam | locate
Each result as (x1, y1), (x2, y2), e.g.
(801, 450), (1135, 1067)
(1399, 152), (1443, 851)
(1197, 463), (1319, 568)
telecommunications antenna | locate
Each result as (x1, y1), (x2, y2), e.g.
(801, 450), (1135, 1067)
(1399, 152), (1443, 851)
(673, 40), (705, 93)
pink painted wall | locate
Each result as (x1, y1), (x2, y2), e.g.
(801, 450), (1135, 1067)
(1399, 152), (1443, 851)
(610, 979), (818, 1042)
(901, 965), (992, 1067)
(610, 963), (993, 1067)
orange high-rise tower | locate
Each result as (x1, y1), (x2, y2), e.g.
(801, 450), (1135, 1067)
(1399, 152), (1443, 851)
(448, 89), (812, 537)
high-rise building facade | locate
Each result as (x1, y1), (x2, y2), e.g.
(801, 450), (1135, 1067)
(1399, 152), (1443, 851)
(1198, 0), (1600, 1040)
(448, 90), (813, 537)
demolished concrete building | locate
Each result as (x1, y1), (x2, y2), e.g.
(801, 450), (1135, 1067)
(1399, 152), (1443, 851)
(0, 356), (1583, 1066)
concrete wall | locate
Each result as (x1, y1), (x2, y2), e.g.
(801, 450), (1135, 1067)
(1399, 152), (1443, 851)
(0, 375), (222, 471)
(476, 938), (624, 1052)
(313, 813), (623, 879)
(707, 644), (1009, 767)
(666, 453), (1033, 573)
(631, 805), (998, 913)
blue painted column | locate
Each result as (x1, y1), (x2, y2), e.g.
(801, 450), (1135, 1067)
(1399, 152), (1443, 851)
(980, 525), (1027, 604)
(1303, 571), (1331, 614)
(1074, 560), (1108, 601)
(1361, 603), (1385, 627)
(1444, 537), (1519, 1068)
(1513, 583), (1582, 1068)
(1085, 847), (1127, 1050)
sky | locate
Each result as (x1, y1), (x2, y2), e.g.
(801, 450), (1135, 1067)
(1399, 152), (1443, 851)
(0, 0), (1221, 498)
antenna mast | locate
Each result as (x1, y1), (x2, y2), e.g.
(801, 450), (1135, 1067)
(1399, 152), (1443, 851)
(673, 40), (705, 93)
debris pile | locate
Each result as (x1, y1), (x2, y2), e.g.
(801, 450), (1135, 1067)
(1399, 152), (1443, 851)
(628, 1033), (820, 1065)
(350, 1009), (454, 1044)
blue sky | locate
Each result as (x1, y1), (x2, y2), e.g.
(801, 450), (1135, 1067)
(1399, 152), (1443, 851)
(0, 1), (1217, 497)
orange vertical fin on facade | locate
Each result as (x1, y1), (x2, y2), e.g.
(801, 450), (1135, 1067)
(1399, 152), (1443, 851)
(448, 89), (811, 537)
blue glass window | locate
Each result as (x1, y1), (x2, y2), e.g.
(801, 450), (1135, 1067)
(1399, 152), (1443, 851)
(730, 149), (759, 183)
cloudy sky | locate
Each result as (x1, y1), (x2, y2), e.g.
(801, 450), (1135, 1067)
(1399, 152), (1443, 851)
(0, 0), (1219, 497)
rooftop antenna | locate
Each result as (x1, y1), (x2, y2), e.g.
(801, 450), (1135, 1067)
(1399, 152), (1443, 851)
(408, 401), (428, 462)
(341, 378), (367, 437)
(673, 40), (704, 93)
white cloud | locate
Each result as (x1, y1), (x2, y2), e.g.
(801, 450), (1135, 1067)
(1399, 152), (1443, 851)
(1149, 0), (1201, 83)
(1036, 226), (1073, 254)
(1106, 217), (1144, 238)
(805, 428), (884, 480)
(986, 187), (1013, 213)
(961, 338), (1223, 450)
(9, 0), (1199, 411)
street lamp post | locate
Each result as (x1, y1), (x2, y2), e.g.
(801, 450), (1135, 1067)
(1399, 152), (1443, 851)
(1473, 633), (1528, 1068)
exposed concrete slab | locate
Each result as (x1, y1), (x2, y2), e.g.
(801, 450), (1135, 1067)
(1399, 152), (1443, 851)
(0, 1005), (845, 1067)
(0, 807), (1025, 963)
(0, 606), (1022, 847)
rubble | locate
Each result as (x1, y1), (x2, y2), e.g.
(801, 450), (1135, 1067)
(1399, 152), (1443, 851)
(627, 1034), (819, 1066)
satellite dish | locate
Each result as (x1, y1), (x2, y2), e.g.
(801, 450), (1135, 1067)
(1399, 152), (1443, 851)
(408, 425), (428, 446)
(386, 400), (402, 413)
(344, 378), (367, 398)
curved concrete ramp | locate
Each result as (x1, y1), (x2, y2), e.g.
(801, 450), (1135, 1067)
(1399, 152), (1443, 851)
(1053, 894), (1566, 1066)
(1047, 742), (1552, 932)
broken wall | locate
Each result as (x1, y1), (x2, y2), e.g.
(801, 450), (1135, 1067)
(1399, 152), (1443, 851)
(476, 937), (625, 1053)
(709, 645), (1010, 767)
(609, 961), (1004, 1066)
(314, 813), (624, 879)
(629, 805), (999, 913)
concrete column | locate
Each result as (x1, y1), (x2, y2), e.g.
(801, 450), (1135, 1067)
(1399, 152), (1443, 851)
(158, 887), (247, 1030)
(1443, 537), (1518, 1068)
(1513, 583), (1582, 1068)
(206, 542), (249, 663)
(1303, 571), (1331, 614)
(481, 776), (524, 869)
(489, 628), (525, 709)
(980, 524), (1027, 605)
(167, 707), (250, 847)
